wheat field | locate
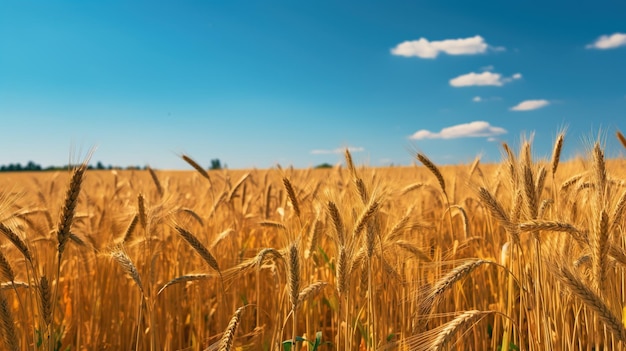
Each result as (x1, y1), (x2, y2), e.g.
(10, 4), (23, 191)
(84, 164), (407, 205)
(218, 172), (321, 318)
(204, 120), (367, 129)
(1, 133), (626, 351)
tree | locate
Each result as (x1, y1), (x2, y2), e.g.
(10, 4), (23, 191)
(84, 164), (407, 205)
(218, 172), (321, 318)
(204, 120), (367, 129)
(210, 159), (222, 170)
(315, 163), (333, 169)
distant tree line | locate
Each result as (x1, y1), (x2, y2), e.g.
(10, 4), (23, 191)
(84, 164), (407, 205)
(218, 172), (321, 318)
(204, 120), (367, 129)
(0, 161), (148, 172)
(0, 158), (227, 172)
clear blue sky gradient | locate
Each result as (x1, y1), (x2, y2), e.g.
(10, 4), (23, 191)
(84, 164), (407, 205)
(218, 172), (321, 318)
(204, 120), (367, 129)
(1, 1), (625, 169)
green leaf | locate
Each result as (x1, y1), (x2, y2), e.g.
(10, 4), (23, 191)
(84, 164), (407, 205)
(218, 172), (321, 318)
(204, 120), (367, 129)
(318, 247), (334, 273)
(282, 340), (292, 351)
(311, 331), (322, 350)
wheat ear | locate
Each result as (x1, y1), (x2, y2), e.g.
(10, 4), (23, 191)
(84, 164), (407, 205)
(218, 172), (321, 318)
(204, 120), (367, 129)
(0, 252), (14, 283)
(617, 131), (626, 150)
(282, 177), (300, 218)
(429, 310), (494, 351)
(288, 242), (300, 310)
(182, 154), (212, 184)
(217, 305), (246, 351)
(550, 132), (564, 175)
(298, 281), (327, 305)
(327, 201), (345, 245)
(137, 194), (147, 229)
(227, 173), (250, 203)
(147, 166), (163, 197)
(175, 226), (221, 274)
(416, 153), (446, 196)
(419, 260), (489, 317)
(0, 224), (31, 262)
(551, 263), (626, 341)
(111, 247), (144, 294)
(122, 214), (139, 243)
(39, 276), (52, 326)
(57, 163), (87, 255)
(353, 200), (380, 238)
(0, 291), (18, 351)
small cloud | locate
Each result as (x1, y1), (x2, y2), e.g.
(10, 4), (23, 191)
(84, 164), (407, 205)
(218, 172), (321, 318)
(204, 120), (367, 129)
(311, 146), (364, 155)
(449, 72), (521, 87)
(409, 121), (507, 140)
(487, 137), (498, 142)
(391, 35), (493, 59)
(510, 99), (550, 111)
(586, 33), (626, 50)
(481, 65), (495, 71)
(473, 96), (501, 102)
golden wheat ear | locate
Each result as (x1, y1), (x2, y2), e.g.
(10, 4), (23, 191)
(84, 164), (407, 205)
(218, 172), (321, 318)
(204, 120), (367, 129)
(174, 225), (221, 274)
(416, 153), (446, 196)
(0, 291), (19, 351)
(617, 130), (626, 150)
(550, 132), (565, 175)
(214, 305), (248, 351)
(182, 154), (212, 181)
(56, 162), (88, 255)
(0, 224), (32, 263)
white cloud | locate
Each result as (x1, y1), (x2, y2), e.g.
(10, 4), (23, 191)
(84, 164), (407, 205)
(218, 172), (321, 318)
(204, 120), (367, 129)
(409, 121), (507, 140)
(449, 71), (521, 87)
(510, 99), (550, 111)
(480, 65), (495, 71)
(391, 35), (490, 59)
(311, 146), (364, 155)
(586, 33), (626, 49)
(473, 96), (502, 102)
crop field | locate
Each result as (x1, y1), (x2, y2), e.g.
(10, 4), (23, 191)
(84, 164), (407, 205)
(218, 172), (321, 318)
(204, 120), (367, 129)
(1, 133), (626, 351)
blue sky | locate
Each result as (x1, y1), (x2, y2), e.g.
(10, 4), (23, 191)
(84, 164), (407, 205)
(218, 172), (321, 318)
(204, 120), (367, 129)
(1, 1), (625, 169)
